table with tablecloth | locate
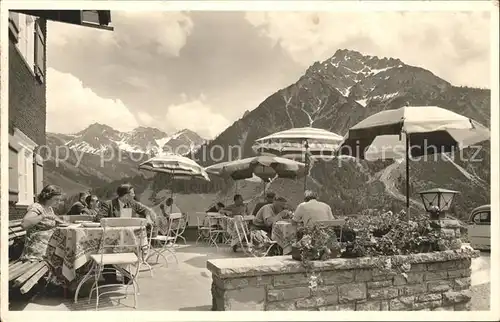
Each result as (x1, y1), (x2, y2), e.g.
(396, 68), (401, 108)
(271, 221), (297, 254)
(46, 225), (148, 282)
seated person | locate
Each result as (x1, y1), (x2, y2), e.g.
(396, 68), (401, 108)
(222, 194), (249, 216)
(292, 190), (334, 227)
(159, 197), (182, 217)
(67, 191), (92, 216)
(207, 202), (225, 213)
(85, 194), (100, 217)
(98, 183), (156, 284)
(251, 191), (276, 216)
(252, 196), (290, 235)
(21, 185), (66, 261)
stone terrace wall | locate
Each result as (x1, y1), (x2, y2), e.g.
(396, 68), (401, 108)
(207, 249), (478, 311)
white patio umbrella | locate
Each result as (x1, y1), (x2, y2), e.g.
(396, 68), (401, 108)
(337, 105), (490, 217)
(252, 127), (343, 189)
(139, 153), (210, 211)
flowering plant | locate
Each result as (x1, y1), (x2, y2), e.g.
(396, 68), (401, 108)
(291, 224), (341, 262)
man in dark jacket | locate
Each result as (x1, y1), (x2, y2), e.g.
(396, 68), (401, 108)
(98, 183), (156, 284)
(67, 192), (91, 215)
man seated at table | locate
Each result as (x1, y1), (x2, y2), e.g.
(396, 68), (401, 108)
(251, 191), (276, 216)
(292, 190), (334, 227)
(206, 202), (225, 213)
(222, 194), (249, 217)
(252, 196), (290, 235)
(98, 183), (156, 284)
(67, 191), (92, 216)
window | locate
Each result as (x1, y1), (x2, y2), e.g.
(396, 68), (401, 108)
(9, 11), (20, 40)
(34, 18), (46, 81)
(472, 211), (490, 225)
(15, 14), (36, 73)
(10, 129), (37, 206)
(9, 147), (19, 202)
(9, 12), (45, 82)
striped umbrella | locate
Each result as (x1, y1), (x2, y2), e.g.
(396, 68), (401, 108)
(139, 153), (210, 205)
(205, 155), (306, 194)
(252, 127), (343, 189)
(337, 105), (490, 217)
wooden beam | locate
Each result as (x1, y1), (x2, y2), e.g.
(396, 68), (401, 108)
(20, 265), (49, 294)
(81, 21), (114, 31)
(14, 262), (46, 287)
(8, 260), (24, 274)
(9, 261), (38, 281)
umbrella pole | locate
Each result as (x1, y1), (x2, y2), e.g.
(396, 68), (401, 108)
(304, 139), (309, 191)
(170, 170), (174, 213)
(405, 134), (410, 221)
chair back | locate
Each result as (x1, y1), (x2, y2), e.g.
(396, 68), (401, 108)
(100, 218), (146, 227)
(195, 212), (206, 228)
(176, 213), (188, 234)
(62, 215), (94, 223)
(166, 213), (183, 243)
(232, 215), (251, 246)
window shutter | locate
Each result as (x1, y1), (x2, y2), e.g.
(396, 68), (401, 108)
(34, 18), (46, 83)
(9, 145), (19, 203)
(9, 12), (20, 42)
(33, 154), (44, 198)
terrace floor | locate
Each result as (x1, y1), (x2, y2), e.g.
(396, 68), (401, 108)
(8, 243), (491, 311)
(10, 242), (245, 311)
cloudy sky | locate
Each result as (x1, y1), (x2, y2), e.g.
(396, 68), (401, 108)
(46, 10), (491, 139)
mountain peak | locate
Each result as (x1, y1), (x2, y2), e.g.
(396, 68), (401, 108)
(77, 123), (116, 135)
(327, 48), (403, 69)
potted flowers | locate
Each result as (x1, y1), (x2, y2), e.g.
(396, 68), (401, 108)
(291, 224), (341, 262)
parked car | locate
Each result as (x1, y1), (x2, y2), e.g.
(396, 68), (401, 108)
(467, 204), (490, 250)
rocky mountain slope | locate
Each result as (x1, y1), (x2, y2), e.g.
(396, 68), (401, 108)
(44, 125), (205, 195)
(184, 49), (490, 219)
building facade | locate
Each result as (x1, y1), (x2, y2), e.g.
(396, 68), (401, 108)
(7, 10), (112, 220)
(8, 12), (47, 220)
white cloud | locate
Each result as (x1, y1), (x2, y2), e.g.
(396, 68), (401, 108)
(164, 97), (230, 139)
(46, 68), (139, 133)
(245, 11), (490, 88)
(48, 11), (194, 57)
(136, 111), (154, 125)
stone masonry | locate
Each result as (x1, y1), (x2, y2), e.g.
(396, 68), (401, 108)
(207, 249), (478, 311)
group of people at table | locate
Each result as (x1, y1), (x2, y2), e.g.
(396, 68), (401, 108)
(18, 182), (336, 289)
(202, 190), (336, 252)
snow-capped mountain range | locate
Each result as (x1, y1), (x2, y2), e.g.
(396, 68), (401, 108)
(45, 49), (490, 220)
(49, 124), (205, 156)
